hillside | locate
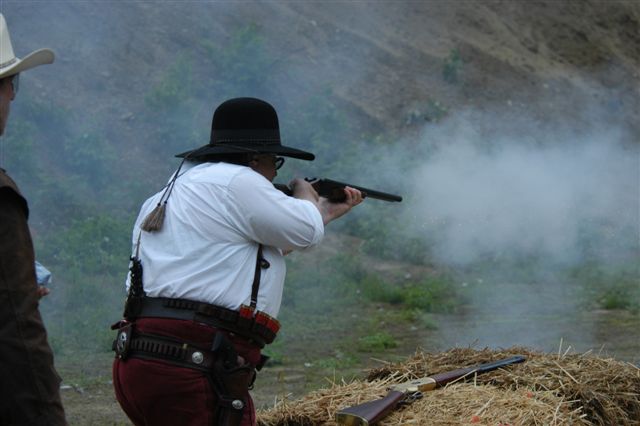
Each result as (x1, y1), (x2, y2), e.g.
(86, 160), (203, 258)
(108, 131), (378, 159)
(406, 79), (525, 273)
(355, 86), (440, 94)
(5, 1), (639, 148)
(0, 1), (638, 424)
(2, 1), (637, 226)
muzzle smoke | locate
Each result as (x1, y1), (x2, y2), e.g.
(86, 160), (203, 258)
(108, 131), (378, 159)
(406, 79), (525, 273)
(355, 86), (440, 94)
(409, 109), (639, 268)
(399, 105), (639, 354)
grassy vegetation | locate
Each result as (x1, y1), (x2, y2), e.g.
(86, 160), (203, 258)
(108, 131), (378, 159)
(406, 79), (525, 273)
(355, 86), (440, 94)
(569, 261), (640, 312)
(360, 273), (462, 313)
(262, 252), (466, 370)
(443, 48), (462, 84)
(144, 56), (194, 110)
(357, 332), (398, 351)
(37, 215), (131, 355)
(199, 23), (272, 100)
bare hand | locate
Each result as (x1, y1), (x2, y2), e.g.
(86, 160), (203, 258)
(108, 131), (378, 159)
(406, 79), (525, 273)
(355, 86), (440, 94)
(289, 179), (364, 226)
(319, 186), (364, 225)
(290, 178), (319, 203)
(37, 286), (50, 299)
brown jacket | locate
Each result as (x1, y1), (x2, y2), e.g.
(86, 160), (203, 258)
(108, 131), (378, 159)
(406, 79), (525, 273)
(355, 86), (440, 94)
(0, 169), (66, 425)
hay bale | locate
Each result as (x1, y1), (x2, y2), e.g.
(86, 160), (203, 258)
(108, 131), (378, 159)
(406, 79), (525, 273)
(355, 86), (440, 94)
(257, 347), (640, 426)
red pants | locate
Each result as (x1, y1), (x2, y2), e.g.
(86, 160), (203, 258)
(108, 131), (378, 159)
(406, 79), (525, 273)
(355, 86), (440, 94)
(112, 318), (261, 426)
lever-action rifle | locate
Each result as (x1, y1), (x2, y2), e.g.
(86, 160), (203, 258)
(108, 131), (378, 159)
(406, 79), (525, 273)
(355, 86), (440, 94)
(336, 355), (526, 426)
(274, 178), (402, 202)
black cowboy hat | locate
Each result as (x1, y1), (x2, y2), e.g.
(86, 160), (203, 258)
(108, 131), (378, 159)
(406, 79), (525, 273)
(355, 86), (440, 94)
(176, 97), (315, 161)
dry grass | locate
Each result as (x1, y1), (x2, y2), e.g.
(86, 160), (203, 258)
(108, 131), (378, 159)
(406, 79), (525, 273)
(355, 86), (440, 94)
(258, 346), (640, 425)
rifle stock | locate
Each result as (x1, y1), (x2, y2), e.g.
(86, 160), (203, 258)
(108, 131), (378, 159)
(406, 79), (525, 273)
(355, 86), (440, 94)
(335, 390), (404, 426)
(274, 178), (402, 202)
(336, 355), (526, 425)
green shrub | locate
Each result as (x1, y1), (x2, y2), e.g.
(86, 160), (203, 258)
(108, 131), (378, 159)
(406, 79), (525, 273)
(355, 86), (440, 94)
(402, 275), (459, 313)
(600, 287), (634, 310)
(357, 332), (397, 352)
(360, 275), (404, 304)
(570, 262), (640, 312)
(37, 215), (131, 276)
(62, 131), (118, 189)
(202, 24), (268, 94)
(1, 119), (38, 182)
(314, 353), (358, 369)
(359, 272), (463, 314)
(262, 339), (286, 366)
(393, 308), (439, 329)
(442, 48), (462, 84)
(145, 56), (193, 110)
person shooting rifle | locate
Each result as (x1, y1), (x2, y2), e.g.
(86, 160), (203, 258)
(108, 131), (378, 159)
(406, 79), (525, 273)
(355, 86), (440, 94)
(112, 97), (376, 426)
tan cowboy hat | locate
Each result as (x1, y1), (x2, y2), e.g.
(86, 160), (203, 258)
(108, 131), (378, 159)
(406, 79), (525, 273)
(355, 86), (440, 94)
(0, 13), (54, 79)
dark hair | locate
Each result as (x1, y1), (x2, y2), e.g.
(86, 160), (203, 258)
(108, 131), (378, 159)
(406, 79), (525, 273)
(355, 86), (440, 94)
(192, 153), (253, 166)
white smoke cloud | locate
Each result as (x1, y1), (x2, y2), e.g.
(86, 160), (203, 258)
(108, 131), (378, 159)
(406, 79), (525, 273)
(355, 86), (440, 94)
(410, 110), (639, 266)
(403, 108), (639, 353)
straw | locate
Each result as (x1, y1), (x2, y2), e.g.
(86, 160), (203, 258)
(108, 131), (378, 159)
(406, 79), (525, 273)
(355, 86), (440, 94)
(258, 347), (640, 426)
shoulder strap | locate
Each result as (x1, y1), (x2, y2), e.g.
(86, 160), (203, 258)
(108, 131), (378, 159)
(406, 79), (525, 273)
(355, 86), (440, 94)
(250, 244), (270, 309)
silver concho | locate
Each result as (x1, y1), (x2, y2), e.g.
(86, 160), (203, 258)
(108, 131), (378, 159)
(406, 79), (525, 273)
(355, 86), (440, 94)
(231, 399), (245, 410)
(116, 331), (128, 353)
(191, 351), (204, 364)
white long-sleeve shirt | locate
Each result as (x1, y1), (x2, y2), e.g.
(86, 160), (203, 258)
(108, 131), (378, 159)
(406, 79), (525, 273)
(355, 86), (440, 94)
(126, 161), (324, 318)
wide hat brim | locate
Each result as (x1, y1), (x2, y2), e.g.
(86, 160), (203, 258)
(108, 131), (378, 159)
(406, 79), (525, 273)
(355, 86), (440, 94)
(176, 97), (315, 161)
(176, 142), (315, 161)
(0, 48), (55, 79)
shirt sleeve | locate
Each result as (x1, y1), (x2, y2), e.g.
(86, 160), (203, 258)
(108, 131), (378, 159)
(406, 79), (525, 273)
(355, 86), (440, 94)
(226, 169), (324, 250)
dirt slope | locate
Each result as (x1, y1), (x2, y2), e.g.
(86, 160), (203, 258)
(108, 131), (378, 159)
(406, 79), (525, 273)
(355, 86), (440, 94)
(4, 1), (638, 139)
(270, 0), (640, 134)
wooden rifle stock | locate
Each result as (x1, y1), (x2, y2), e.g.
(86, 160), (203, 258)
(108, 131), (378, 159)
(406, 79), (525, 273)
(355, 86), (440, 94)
(274, 178), (403, 202)
(336, 355), (526, 426)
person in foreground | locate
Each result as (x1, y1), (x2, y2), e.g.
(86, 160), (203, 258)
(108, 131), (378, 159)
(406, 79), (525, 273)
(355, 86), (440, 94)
(0, 13), (67, 426)
(112, 97), (364, 426)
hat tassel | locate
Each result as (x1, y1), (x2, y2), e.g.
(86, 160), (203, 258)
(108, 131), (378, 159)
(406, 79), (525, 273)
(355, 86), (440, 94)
(140, 201), (167, 232)
(139, 157), (188, 233)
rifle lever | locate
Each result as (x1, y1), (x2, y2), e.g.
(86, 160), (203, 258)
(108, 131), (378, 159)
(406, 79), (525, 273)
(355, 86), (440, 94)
(399, 391), (423, 406)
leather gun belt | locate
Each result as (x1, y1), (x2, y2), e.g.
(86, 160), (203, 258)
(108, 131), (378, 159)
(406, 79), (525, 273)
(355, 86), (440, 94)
(132, 297), (279, 348)
(117, 331), (216, 372)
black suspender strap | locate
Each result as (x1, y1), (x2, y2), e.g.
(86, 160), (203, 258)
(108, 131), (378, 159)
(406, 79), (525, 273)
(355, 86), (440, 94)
(250, 244), (270, 309)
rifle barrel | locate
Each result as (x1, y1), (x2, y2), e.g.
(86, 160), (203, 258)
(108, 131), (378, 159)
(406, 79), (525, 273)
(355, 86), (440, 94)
(273, 179), (403, 202)
(318, 178), (403, 202)
(430, 355), (526, 387)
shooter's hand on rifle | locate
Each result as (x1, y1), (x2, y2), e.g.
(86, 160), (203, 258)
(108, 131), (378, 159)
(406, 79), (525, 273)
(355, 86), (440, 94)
(289, 178), (364, 225)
